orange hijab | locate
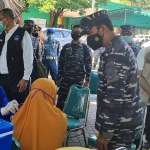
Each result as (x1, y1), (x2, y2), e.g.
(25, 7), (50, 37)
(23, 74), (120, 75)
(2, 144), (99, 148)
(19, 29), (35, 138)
(12, 78), (67, 150)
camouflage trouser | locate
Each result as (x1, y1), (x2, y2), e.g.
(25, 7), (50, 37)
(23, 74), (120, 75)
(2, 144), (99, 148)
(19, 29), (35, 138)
(56, 79), (83, 111)
(107, 133), (136, 150)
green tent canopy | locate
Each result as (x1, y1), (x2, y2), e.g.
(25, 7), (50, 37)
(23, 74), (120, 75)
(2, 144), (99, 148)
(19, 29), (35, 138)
(70, 1), (150, 30)
(108, 9), (150, 29)
(98, 2), (138, 11)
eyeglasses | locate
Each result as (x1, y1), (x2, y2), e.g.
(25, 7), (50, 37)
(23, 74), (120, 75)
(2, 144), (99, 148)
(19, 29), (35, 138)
(0, 17), (6, 21)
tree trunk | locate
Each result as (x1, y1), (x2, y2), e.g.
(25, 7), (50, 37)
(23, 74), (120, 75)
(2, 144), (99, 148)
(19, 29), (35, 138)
(52, 8), (64, 27)
(52, 13), (59, 27)
(0, 0), (4, 10)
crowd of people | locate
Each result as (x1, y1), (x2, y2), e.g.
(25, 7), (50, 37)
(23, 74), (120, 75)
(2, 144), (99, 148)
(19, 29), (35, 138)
(0, 7), (149, 150)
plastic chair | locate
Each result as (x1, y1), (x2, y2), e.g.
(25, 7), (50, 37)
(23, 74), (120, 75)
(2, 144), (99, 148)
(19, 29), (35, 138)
(132, 102), (147, 150)
(87, 102), (147, 150)
(11, 138), (21, 150)
(63, 85), (90, 147)
(89, 72), (98, 95)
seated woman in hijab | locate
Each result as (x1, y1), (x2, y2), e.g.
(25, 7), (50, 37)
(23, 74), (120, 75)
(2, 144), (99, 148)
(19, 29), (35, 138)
(12, 78), (67, 150)
(0, 86), (18, 121)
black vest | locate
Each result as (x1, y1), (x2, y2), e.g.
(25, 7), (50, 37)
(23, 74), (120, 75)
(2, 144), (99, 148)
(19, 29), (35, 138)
(0, 27), (25, 78)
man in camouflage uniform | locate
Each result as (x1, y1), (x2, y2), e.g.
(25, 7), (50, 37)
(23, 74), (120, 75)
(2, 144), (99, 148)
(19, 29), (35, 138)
(80, 10), (143, 150)
(33, 24), (42, 61)
(56, 25), (92, 111)
(120, 25), (141, 57)
(23, 20), (41, 60)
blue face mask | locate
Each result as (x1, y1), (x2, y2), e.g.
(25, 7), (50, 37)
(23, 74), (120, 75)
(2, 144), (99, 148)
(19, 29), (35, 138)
(48, 35), (54, 40)
(122, 36), (132, 44)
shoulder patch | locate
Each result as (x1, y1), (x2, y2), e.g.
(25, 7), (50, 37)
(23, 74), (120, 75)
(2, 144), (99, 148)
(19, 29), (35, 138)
(105, 61), (119, 84)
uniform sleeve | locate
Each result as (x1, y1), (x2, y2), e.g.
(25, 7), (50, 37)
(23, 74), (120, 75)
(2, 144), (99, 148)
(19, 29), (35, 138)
(57, 41), (61, 56)
(35, 38), (40, 60)
(94, 49), (101, 66)
(98, 54), (129, 140)
(0, 86), (12, 121)
(137, 48), (145, 70)
(22, 31), (34, 80)
(57, 46), (66, 80)
(84, 44), (92, 81)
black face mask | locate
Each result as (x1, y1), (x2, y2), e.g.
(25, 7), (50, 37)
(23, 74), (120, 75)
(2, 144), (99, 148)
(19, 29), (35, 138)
(87, 33), (103, 50)
(71, 34), (81, 41)
(26, 28), (33, 34)
(32, 33), (38, 38)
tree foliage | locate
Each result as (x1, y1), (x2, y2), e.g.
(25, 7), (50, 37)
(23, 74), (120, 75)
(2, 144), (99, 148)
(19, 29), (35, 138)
(21, 0), (109, 27)
(131, 0), (150, 10)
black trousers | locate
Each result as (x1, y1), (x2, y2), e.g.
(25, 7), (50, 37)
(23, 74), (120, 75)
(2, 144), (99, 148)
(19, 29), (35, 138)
(145, 105), (150, 141)
(0, 74), (26, 104)
(56, 79), (83, 111)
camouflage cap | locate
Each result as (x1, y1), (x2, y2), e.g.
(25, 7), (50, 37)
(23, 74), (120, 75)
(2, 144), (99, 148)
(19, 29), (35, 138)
(120, 25), (136, 33)
(80, 10), (109, 35)
(24, 20), (35, 26)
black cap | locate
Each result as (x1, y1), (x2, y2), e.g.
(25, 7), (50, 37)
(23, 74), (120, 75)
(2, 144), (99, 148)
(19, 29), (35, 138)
(34, 24), (42, 31)
(120, 25), (136, 33)
(80, 10), (109, 35)
(24, 20), (35, 26)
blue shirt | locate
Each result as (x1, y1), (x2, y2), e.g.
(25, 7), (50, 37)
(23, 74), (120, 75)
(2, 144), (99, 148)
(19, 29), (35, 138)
(42, 39), (60, 57)
(0, 86), (12, 121)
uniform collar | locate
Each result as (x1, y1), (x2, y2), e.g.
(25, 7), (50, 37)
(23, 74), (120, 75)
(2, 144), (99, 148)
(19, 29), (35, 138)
(106, 35), (121, 50)
(46, 39), (55, 42)
(70, 41), (82, 47)
(5, 24), (18, 34)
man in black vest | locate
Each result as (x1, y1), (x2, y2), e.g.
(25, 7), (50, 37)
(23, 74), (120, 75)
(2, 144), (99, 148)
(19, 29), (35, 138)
(0, 8), (33, 104)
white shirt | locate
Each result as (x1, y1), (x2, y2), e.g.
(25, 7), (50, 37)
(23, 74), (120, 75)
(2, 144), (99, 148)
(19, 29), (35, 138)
(0, 25), (33, 80)
(136, 48), (146, 70)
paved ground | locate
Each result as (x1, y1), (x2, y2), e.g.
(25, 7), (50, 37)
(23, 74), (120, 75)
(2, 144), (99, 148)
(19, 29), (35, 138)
(63, 100), (97, 148)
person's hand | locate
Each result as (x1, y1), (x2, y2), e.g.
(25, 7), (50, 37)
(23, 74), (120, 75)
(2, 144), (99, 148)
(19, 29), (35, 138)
(56, 80), (61, 87)
(17, 79), (28, 93)
(83, 81), (89, 87)
(1, 100), (19, 116)
(96, 135), (110, 150)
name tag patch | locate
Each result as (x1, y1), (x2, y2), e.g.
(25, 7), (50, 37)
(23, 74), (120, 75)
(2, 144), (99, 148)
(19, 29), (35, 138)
(14, 35), (20, 41)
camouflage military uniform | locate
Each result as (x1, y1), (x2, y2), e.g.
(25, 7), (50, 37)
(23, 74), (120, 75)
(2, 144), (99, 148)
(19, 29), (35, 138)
(130, 42), (141, 57)
(96, 36), (143, 149)
(31, 35), (41, 60)
(56, 42), (92, 110)
(93, 47), (105, 68)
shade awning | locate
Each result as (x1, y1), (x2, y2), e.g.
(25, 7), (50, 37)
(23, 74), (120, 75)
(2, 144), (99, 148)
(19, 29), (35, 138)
(108, 9), (150, 29)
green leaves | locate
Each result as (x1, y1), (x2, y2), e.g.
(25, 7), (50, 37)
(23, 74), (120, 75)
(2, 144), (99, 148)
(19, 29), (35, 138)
(131, 0), (150, 10)
(21, 0), (108, 14)
(21, 0), (108, 27)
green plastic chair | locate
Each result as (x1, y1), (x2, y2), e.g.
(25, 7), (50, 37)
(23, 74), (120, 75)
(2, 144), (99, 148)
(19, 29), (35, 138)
(88, 102), (147, 150)
(89, 72), (98, 94)
(63, 85), (90, 147)
(11, 138), (21, 150)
